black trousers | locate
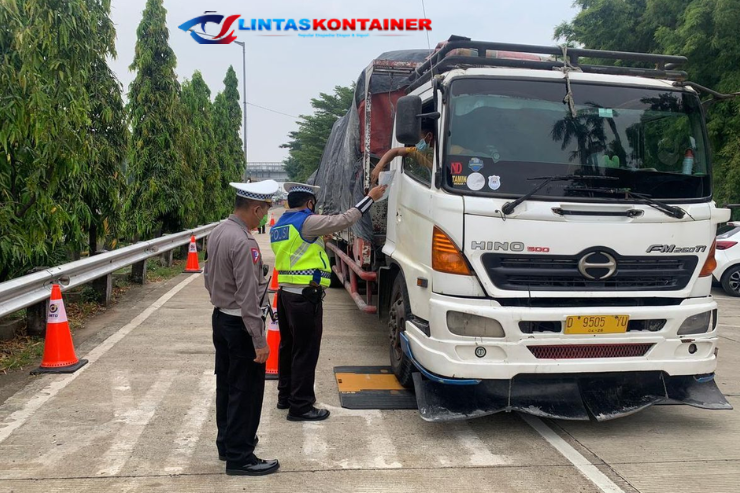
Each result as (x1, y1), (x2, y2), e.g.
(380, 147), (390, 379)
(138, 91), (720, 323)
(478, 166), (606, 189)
(277, 290), (323, 415)
(259, 225), (266, 234)
(212, 309), (265, 465)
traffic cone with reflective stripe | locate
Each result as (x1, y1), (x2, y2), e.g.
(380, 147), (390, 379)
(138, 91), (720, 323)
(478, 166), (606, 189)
(184, 235), (202, 273)
(31, 284), (88, 375)
(268, 267), (280, 292)
(265, 291), (280, 380)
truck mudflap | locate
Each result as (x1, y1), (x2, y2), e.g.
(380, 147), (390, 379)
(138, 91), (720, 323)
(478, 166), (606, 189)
(412, 371), (732, 422)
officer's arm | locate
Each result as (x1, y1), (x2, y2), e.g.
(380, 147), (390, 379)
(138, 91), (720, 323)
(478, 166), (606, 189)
(302, 196), (377, 237)
(230, 241), (267, 349)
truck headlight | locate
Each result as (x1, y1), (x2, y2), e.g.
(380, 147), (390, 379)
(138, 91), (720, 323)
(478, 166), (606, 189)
(447, 311), (505, 338)
(677, 311), (713, 335)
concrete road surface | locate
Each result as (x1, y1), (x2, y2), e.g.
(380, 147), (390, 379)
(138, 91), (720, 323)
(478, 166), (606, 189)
(0, 221), (738, 492)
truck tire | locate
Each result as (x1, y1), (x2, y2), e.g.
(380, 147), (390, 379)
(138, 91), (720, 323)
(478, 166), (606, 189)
(389, 274), (415, 388)
(721, 265), (740, 297)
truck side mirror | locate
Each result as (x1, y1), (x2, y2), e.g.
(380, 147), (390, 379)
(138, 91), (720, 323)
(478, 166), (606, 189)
(395, 96), (422, 145)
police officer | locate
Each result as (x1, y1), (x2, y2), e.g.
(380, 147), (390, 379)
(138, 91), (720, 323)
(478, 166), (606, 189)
(270, 182), (386, 421)
(204, 180), (280, 476)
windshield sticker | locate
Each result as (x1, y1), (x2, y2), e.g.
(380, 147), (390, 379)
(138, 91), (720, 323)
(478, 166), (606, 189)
(452, 175), (467, 186)
(468, 157), (484, 172)
(451, 162), (463, 174)
(488, 175), (501, 190)
(467, 172), (485, 191)
(598, 108), (614, 118)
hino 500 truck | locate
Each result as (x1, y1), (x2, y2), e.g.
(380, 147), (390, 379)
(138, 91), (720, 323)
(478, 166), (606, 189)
(312, 37), (733, 421)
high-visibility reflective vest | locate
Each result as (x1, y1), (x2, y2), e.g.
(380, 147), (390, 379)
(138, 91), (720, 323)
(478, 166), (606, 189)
(270, 209), (331, 287)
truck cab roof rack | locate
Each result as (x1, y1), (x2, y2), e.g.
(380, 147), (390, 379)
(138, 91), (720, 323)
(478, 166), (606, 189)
(407, 37), (688, 92)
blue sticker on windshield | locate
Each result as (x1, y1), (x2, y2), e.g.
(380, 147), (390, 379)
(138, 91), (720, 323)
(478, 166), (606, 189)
(468, 157), (484, 172)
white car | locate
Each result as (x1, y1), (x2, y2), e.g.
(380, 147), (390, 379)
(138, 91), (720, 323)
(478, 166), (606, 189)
(714, 221), (740, 296)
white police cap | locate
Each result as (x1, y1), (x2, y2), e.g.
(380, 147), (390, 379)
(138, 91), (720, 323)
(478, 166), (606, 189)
(284, 182), (320, 196)
(229, 179), (280, 203)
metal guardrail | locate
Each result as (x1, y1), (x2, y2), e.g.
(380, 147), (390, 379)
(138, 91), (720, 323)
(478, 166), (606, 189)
(0, 222), (221, 319)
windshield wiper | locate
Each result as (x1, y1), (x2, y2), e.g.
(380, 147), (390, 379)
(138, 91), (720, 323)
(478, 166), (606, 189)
(501, 175), (618, 215)
(563, 186), (686, 219)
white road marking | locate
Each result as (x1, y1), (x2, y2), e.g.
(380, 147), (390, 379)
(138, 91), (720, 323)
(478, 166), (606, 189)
(97, 369), (177, 476)
(0, 274), (201, 445)
(453, 422), (510, 466)
(163, 371), (215, 474)
(521, 414), (625, 493)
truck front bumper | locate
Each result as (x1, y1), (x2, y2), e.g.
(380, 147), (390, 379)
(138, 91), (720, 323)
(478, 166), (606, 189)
(403, 293), (720, 380)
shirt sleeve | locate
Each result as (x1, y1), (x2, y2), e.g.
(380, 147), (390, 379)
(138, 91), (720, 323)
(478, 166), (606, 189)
(302, 208), (363, 238)
(230, 241), (267, 349)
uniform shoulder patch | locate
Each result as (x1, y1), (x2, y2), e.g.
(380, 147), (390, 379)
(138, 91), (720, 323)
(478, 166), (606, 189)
(251, 248), (261, 264)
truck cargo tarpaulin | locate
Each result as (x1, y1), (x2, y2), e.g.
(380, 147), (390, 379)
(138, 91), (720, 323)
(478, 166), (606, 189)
(311, 49), (431, 242)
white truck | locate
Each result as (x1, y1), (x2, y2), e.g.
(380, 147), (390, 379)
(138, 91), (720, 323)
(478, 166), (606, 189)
(314, 37), (733, 421)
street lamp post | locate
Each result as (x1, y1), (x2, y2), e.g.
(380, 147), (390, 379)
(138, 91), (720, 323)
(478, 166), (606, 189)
(234, 41), (248, 181)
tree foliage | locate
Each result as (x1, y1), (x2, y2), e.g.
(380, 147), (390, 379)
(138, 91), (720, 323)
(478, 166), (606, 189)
(212, 66), (244, 215)
(555, 0), (740, 209)
(281, 85), (354, 182)
(182, 71), (222, 225)
(125, 0), (191, 238)
(0, 0), (124, 281)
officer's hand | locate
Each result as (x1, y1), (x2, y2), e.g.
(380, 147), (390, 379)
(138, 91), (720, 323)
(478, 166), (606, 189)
(367, 185), (387, 201)
(254, 346), (270, 364)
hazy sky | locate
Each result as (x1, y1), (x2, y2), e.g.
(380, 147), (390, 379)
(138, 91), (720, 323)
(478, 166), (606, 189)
(109, 0), (578, 163)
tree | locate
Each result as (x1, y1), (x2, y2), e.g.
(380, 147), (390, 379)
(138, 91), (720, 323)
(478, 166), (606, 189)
(0, 0), (120, 281)
(281, 85), (354, 182)
(555, 0), (740, 209)
(182, 71), (220, 224)
(125, 0), (192, 238)
(212, 66), (244, 217)
(77, 0), (128, 256)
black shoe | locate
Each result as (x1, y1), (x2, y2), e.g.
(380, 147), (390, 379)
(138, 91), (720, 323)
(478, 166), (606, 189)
(219, 436), (258, 461)
(276, 400), (289, 410)
(287, 407), (330, 422)
(225, 457), (279, 476)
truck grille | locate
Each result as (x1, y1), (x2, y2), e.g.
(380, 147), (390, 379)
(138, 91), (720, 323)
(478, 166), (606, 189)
(481, 252), (698, 292)
(528, 344), (653, 359)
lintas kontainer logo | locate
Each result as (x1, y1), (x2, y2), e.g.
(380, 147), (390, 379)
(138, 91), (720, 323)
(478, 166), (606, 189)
(178, 12), (431, 44)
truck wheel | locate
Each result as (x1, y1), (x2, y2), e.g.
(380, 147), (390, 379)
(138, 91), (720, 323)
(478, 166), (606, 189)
(721, 265), (740, 297)
(389, 274), (415, 388)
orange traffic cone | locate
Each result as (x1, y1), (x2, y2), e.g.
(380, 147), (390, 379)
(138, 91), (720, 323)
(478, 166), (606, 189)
(269, 213), (275, 227)
(265, 291), (280, 380)
(31, 285), (88, 375)
(184, 235), (202, 273)
(268, 268), (280, 292)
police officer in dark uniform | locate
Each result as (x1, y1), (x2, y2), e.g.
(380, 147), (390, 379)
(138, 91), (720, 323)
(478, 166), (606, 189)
(270, 182), (386, 421)
(204, 180), (280, 476)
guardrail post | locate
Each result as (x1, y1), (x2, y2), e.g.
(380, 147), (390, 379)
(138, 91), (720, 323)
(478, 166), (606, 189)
(26, 300), (47, 337)
(160, 249), (174, 267)
(91, 250), (113, 306)
(131, 259), (147, 284)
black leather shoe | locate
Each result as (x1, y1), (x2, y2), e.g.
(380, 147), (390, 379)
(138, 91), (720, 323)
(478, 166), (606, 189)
(276, 401), (289, 410)
(225, 457), (279, 476)
(219, 436), (259, 461)
(287, 407), (330, 421)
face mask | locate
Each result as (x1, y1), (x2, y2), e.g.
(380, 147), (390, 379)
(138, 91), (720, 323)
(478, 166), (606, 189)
(415, 138), (428, 152)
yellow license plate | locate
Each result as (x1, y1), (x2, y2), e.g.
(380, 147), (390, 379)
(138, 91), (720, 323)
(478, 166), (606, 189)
(565, 315), (629, 334)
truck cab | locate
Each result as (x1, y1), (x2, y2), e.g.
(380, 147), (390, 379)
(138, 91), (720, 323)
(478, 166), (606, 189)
(319, 39), (732, 421)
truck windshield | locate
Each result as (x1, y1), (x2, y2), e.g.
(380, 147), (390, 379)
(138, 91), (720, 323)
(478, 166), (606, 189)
(444, 78), (711, 201)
